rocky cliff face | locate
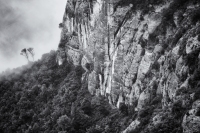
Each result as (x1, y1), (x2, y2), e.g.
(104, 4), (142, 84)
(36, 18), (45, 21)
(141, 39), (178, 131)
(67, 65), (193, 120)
(57, 0), (200, 132)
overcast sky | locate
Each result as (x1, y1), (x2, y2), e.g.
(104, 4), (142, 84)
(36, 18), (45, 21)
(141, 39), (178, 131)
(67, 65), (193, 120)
(0, 0), (67, 72)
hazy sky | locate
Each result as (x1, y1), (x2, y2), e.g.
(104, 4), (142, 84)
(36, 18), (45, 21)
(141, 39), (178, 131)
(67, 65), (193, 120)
(0, 0), (67, 72)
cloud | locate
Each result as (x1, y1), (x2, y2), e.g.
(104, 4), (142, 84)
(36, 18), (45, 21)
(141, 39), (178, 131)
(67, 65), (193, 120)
(0, 0), (66, 72)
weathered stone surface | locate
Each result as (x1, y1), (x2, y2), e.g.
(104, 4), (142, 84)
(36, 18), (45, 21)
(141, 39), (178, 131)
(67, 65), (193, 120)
(117, 92), (124, 108)
(137, 88), (151, 109)
(166, 72), (178, 100)
(88, 71), (97, 95)
(147, 13), (162, 34)
(182, 100), (200, 133)
(137, 79), (157, 109)
(137, 51), (154, 80)
(129, 80), (142, 106)
(58, 1), (200, 132)
(186, 36), (200, 54)
(175, 56), (184, 76)
(153, 44), (163, 54)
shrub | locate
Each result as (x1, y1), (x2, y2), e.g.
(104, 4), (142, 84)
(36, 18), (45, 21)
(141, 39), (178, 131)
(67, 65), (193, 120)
(191, 8), (200, 24)
(175, 87), (188, 96)
(145, 116), (183, 133)
(74, 65), (85, 77)
(152, 61), (160, 71)
(99, 106), (110, 116)
(189, 69), (200, 88)
(194, 88), (200, 100)
(119, 103), (128, 116)
(184, 50), (200, 74)
(150, 95), (162, 105)
(195, 107), (200, 116)
(148, 33), (159, 46)
(86, 126), (103, 133)
(171, 28), (186, 47)
(178, 37), (187, 55)
(172, 100), (186, 118)
(139, 37), (147, 48)
(59, 23), (63, 28)
(138, 106), (154, 118)
(57, 115), (71, 130)
(198, 34), (200, 42)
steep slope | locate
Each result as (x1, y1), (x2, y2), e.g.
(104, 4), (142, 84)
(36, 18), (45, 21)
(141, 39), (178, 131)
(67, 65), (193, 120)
(57, 0), (200, 132)
(0, 51), (133, 133)
(1, 0), (200, 132)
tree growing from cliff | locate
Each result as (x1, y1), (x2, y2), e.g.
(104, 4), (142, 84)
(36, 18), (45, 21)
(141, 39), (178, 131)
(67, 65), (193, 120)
(59, 23), (64, 28)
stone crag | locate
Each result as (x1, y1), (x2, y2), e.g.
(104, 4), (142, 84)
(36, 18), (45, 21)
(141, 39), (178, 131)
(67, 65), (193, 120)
(57, 0), (200, 132)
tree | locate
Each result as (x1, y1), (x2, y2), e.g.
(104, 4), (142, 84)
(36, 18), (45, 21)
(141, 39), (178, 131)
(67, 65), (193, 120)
(20, 48), (29, 62)
(27, 47), (35, 61)
(59, 23), (64, 28)
(20, 48), (35, 62)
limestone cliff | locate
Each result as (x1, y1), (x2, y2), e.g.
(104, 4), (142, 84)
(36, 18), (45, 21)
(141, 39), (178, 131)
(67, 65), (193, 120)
(57, 0), (200, 132)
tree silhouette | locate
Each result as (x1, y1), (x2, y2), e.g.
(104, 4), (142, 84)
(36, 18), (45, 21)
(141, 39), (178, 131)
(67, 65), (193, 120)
(20, 48), (35, 62)
(27, 47), (35, 61)
(20, 48), (29, 62)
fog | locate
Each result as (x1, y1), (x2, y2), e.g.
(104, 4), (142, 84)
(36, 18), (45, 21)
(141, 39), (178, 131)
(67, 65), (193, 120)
(0, 0), (67, 72)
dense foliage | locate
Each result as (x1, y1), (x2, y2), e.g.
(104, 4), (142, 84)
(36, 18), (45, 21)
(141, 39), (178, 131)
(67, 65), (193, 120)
(0, 50), (132, 133)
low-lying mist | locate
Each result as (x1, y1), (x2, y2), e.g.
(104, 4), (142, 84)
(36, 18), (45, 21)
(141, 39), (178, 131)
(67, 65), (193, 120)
(0, 0), (66, 72)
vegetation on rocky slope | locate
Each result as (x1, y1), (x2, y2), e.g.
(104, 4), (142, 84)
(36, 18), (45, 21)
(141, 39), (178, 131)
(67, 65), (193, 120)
(0, 51), (133, 133)
(2, 0), (200, 133)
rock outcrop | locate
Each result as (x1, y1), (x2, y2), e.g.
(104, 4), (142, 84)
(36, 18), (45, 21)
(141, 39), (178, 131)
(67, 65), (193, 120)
(57, 0), (200, 132)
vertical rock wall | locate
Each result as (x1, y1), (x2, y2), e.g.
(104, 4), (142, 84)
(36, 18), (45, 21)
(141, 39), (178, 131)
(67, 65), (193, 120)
(57, 1), (200, 132)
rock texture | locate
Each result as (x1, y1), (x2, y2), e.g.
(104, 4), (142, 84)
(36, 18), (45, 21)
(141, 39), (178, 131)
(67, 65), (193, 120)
(182, 100), (200, 133)
(57, 0), (200, 132)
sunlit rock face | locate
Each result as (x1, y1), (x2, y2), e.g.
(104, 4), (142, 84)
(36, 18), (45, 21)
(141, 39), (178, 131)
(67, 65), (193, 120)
(122, 119), (140, 133)
(137, 79), (157, 109)
(147, 13), (162, 34)
(58, 0), (200, 132)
